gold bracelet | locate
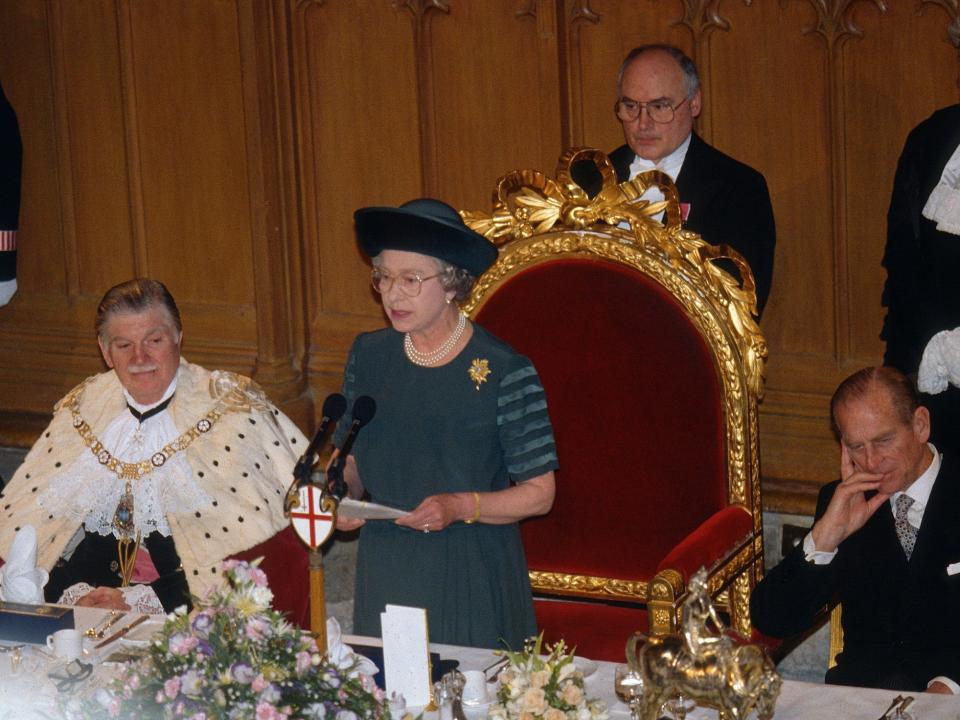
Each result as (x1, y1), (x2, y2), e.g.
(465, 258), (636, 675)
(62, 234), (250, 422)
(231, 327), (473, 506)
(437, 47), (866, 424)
(464, 491), (481, 524)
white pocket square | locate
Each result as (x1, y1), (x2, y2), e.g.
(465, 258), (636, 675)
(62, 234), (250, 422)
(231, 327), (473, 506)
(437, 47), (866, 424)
(947, 562), (960, 576)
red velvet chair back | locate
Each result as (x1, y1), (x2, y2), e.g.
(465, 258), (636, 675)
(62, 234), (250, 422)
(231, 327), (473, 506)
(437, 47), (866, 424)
(476, 259), (726, 582)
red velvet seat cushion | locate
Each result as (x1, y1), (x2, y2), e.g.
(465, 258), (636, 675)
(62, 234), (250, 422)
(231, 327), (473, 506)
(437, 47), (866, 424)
(476, 257), (726, 582)
(232, 526), (310, 628)
(533, 598), (648, 662)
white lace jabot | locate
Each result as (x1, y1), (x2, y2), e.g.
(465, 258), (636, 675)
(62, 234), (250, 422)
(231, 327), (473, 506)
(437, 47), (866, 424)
(919, 326), (960, 395)
(923, 141), (960, 236)
(37, 382), (210, 539)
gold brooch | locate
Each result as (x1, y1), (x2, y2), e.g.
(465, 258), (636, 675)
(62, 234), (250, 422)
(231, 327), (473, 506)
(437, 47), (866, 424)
(468, 358), (491, 390)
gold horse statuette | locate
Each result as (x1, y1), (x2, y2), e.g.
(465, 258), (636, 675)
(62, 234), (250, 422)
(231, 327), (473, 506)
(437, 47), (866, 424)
(627, 568), (781, 720)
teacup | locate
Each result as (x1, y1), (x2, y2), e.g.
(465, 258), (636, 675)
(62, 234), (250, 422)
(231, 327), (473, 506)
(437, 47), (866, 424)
(461, 669), (488, 705)
(46, 628), (83, 661)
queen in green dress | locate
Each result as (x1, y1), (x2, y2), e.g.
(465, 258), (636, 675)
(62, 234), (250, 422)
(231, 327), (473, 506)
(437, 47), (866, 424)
(333, 198), (558, 650)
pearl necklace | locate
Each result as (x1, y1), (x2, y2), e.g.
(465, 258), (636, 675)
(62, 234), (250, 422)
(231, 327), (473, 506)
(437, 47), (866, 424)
(404, 312), (467, 367)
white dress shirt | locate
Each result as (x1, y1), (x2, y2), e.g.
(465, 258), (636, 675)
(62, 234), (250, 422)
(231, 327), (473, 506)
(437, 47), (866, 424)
(627, 133), (692, 221)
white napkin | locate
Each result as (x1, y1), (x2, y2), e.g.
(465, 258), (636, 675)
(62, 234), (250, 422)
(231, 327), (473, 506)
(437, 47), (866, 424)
(326, 616), (379, 678)
(918, 327), (960, 395)
(0, 525), (49, 604)
(923, 142), (960, 236)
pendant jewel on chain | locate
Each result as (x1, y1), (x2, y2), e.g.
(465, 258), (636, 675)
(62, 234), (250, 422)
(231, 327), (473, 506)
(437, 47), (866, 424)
(404, 312), (467, 367)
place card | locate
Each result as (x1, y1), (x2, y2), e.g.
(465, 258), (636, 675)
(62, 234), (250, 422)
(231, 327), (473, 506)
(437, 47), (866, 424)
(380, 604), (432, 707)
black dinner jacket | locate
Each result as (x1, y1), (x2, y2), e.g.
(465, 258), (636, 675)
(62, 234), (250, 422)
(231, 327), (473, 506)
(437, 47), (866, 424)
(751, 453), (960, 691)
(882, 104), (960, 375)
(45, 530), (191, 613)
(571, 133), (776, 315)
(881, 105), (960, 459)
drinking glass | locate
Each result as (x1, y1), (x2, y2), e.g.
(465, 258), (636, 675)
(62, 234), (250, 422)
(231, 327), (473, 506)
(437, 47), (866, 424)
(614, 664), (644, 719)
(663, 693), (696, 720)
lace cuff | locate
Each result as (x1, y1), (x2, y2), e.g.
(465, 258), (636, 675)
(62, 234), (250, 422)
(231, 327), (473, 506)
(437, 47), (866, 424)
(57, 582), (166, 615)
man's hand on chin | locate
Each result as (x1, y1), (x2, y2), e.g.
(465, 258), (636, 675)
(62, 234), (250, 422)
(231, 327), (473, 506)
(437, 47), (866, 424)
(75, 586), (131, 611)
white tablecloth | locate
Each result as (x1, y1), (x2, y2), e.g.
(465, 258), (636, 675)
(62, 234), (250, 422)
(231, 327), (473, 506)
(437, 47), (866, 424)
(373, 636), (960, 720)
(0, 606), (150, 719)
(4, 616), (960, 718)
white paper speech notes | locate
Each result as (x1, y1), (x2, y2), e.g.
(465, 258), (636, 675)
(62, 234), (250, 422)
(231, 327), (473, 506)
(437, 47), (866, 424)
(381, 604), (432, 708)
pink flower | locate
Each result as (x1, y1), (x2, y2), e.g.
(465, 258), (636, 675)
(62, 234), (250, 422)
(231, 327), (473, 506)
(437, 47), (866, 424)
(245, 617), (269, 641)
(252, 675), (269, 692)
(296, 651), (312, 673)
(256, 702), (283, 720)
(169, 633), (199, 655)
(164, 676), (181, 699)
(249, 566), (268, 587)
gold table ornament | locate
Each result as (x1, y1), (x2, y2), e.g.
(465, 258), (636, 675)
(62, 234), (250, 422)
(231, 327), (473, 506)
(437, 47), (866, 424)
(627, 568), (781, 720)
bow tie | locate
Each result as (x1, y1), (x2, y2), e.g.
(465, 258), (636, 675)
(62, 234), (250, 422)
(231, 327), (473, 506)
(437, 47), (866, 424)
(127, 394), (174, 424)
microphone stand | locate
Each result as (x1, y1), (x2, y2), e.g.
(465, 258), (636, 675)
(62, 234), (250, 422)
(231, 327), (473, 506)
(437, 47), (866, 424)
(308, 469), (340, 652)
(287, 463), (342, 653)
(288, 395), (375, 651)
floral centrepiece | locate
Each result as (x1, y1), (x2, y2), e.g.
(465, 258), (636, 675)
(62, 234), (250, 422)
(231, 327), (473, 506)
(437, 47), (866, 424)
(69, 559), (388, 720)
(489, 634), (608, 720)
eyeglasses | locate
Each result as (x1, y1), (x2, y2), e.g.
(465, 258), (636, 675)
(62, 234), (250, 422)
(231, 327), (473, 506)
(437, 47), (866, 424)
(614, 95), (690, 124)
(371, 268), (442, 297)
(48, 659), (93, 693)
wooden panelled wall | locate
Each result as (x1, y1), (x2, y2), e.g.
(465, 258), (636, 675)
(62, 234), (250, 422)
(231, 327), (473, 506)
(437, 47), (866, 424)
(0, 1), (958, 512)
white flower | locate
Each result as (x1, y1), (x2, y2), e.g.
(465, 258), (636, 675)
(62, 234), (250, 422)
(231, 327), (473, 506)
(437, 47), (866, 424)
(252, 586), (274, 607)
(521, 687), (547, 715)
(561, 683), (583, 706)
(493, 635), (607, 720)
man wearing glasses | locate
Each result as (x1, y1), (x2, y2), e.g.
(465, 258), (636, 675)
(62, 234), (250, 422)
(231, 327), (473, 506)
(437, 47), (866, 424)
(574, 44), (776, 315)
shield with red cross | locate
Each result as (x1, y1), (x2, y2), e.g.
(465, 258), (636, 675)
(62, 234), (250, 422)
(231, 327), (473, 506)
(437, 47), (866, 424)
(289, 484), (335, 549)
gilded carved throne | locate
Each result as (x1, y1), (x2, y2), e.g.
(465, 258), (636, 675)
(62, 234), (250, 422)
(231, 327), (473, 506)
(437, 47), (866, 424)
(461, 148), (767, 661)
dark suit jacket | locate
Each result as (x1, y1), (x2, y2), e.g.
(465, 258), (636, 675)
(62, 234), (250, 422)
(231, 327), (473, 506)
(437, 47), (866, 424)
(882, 104), (960, 458)
(571, 134), (776, 314)
(46, 531), (192, 612)
(0, 81), (20, 282)
(751, 454), (960, 691)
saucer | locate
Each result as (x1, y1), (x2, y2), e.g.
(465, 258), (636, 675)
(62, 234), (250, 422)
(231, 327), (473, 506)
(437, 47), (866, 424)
(574, 656), (598, 678)
(462, 696), (494, 718)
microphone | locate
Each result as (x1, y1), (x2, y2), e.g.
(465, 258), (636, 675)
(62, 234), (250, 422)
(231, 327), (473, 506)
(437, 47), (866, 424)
(328, 395), (377, 499)
(292, 392), (347, 484)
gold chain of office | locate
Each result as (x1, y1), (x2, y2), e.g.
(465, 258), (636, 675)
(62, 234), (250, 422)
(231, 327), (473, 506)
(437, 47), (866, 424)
(65, 379), (224, 482)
